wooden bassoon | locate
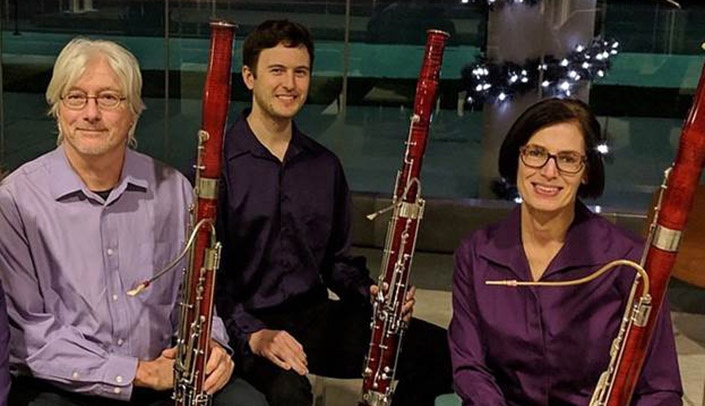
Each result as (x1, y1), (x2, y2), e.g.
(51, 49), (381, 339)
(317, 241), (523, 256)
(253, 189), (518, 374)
(588, 55), (705, 406)
(172, 20), (235, 406)
(360, 29), (449, 406)
(127, 20), (235, 406)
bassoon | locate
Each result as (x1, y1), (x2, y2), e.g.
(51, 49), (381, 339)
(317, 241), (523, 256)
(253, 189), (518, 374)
(127, 20), (235, 406)
(172, 20), (235, 406)
(360, 29), (449, 406)
(588, 55), (705, 406)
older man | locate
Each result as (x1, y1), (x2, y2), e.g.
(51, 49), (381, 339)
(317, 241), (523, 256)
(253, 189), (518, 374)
(0, 38), (266, 406)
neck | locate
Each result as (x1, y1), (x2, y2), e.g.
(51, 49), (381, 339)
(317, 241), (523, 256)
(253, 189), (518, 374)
(246, 107), (292, 161)
(63, 144), (125, 191)
(520, 203), (576, 246)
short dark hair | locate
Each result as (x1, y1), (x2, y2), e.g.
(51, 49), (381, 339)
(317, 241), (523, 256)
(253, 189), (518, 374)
(498, 98), (605, 199)
(242, 19), (314, 74)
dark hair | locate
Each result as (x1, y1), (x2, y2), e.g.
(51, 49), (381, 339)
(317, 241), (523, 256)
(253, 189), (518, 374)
(242, 19), (314, 74)
(498, 98), (605, 199)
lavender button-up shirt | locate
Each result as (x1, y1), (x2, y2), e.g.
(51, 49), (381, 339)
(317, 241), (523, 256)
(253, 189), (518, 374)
(449, 202), (683, 406)
(0, 146), (229, 401)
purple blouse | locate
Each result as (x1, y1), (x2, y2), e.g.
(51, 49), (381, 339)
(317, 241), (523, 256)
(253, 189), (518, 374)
(449, 202), (682, 406)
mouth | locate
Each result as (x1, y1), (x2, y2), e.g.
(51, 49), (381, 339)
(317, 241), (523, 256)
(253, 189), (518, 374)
(532, 183), (563, 197)
(276, 94), (298, 102)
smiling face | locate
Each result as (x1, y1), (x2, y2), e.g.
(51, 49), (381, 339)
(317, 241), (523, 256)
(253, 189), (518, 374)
(243, 43), (311, 123)
(517, 121), (587, 217)
(58, 56), (134, 161)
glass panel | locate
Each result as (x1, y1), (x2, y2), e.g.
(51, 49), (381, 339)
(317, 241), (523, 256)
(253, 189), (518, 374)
(1, 0), (704, 213)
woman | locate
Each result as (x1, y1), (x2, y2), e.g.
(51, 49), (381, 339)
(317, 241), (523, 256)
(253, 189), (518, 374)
(449, 98), (682, 405)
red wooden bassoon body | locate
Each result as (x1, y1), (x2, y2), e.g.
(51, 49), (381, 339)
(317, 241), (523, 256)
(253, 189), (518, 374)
(173, 20), (235, 406)
(600, 58), (705, 405)
(360, 29), (449, 406)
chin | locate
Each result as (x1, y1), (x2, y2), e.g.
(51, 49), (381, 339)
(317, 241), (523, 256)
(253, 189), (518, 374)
(524, 196), (571, 214)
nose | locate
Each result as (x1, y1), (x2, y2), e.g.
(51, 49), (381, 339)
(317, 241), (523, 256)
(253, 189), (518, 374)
(282, 71), (296, 90)
(82, 98), (102, 121)
(539, 156), (559, 178)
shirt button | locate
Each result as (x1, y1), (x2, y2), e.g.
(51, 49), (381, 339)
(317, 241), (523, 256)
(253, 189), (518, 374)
(112, 294), (119, 302)
(117, 338), (124, 346)
(113, 387), (122, 394)
(72, 371), (79, 378)
(115, 375), (123, 383)
(107, 248), (114, 256)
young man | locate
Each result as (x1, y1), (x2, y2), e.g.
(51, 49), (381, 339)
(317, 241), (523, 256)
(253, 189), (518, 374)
(0, 38), (266, 406)
(215, 19), (452, 406)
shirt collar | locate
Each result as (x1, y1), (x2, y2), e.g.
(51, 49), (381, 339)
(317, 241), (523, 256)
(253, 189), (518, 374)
(478, 201), (638, 280)
(49, 145), (148, 202)
(225, 108), (316, 162)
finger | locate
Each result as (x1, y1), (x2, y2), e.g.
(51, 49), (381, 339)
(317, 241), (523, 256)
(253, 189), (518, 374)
(205, 345), (227, 375)
(370, 285), (379, 296)
(161, 346), (177, 359)
(204, 356), (234, 394)
(272, 336), (308, 375)
(402, 296), (416, 311)
(405, 285), (417, 301)
(281, 333), (307, 363)
(264, 350), (293, 371)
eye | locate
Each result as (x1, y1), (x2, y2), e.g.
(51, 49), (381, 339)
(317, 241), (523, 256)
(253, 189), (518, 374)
(99, 93), (120, 103)
(525, 146), (546, 158)
(295, 69), (309, 78)
(558, 152), (581, 164)
(65, 92), (86, 102)
(270, 67), (284, 75)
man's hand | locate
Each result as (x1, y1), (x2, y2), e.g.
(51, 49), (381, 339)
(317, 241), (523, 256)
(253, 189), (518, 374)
(248, 329), (308, 375)
(370, 284), (416, 324)
(203, 339), (235, 394)
(134, 347), (175, 391)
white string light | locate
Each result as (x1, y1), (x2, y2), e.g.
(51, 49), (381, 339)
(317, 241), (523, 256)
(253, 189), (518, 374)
(461, 37), (620, 106)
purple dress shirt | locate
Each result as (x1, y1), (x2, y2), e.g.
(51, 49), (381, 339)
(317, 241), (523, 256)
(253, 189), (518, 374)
(449, 202), (683, 406)
(215, 113), (373, 351)
(0, 146), (229, 401)
(0, 281), (9, 406)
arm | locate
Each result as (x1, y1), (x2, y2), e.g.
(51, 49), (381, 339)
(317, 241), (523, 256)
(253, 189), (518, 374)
(448, 241), (507, 406)
(322, 163), (374, 305)
(0, 191), (137, 400)
(630, 299), (684, 406)
(0, 282), (10, 406)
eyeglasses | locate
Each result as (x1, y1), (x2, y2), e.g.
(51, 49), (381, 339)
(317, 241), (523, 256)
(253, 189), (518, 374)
(60, 91), (126, 110)
(519, 144), (586, 174)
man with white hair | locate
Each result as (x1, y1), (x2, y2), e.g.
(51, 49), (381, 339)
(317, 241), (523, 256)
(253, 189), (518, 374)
(0, 37), (266, 406)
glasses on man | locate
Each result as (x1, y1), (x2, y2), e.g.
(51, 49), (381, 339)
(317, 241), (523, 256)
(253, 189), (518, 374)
(519, 144), (586, 174)
(60, 91), (126, 110)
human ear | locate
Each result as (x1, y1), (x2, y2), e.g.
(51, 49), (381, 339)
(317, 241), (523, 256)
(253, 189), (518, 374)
(242, 66), (255, 90)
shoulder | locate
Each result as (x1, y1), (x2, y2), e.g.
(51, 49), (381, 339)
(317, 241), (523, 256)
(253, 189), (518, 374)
(0, 151), (55, 203)
(456, 205), (519, 257)
(299, 132), (343, 170)
(454, 216), (511, 269)
(127, 149), (189, 186)
(124, 150), (191, 207)
(572, 205), (644, 259)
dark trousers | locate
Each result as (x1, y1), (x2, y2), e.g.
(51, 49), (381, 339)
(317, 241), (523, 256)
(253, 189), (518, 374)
(9, 375), (268, 406)
(237, 297), (452, 406)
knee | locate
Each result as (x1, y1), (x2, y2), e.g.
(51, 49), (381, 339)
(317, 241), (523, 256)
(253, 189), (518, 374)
(213, 377), (268, 406)
(266, 371), (312, 406)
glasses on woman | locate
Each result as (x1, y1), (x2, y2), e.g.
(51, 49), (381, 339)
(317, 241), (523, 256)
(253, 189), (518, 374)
(60, 91), (126, 110)
(519, 144), (586, 174)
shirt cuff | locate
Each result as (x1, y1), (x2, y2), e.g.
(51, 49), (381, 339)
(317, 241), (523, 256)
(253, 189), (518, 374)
(211, 315), (233, 354)
(98, 353), (138, 401)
